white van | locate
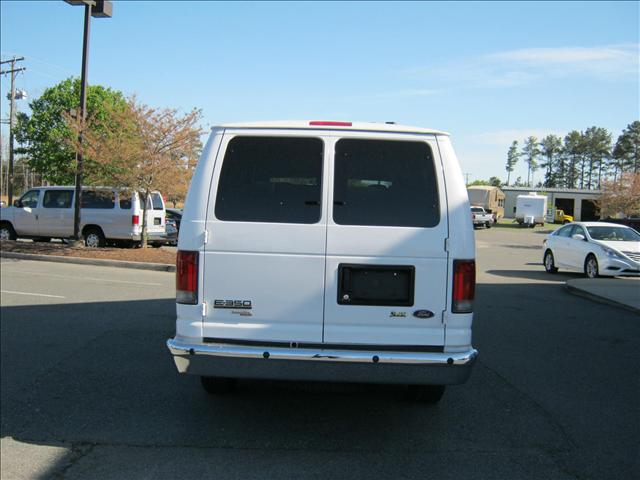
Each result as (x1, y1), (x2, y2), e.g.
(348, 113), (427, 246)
(0, 186), (166, 247)
(167, 121), (477, 403)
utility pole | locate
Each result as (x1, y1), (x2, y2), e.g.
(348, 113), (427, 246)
(1, 56), (26, 206)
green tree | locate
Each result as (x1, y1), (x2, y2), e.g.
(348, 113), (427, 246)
(505, 140), (519, 186)
(582, 126), (611, 189)
(612, 121), (640, 175)
(14, 77), (127, 184)
(521, 136), (541, 187)
(489, 176), (502, 187)
(563, 131), (584, 189)
(540, 135), (563, 187)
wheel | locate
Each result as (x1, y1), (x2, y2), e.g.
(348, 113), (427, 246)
(563, 220), (570, 224)
(0, 222), (17, 241)
(584, 254), (599, 279)
(486, 222), (491, 229)
(200, 376), (236, 394)
(544, 250), (558, 273)
(83, 227), (106, 248)
(151, 243), (162, 248)
(33, 237), (51, 243)
(406, 385), (446, 404)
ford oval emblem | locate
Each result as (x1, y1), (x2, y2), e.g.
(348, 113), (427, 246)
(413, 310), (434, 319)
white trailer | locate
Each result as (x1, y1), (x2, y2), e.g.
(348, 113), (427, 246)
(515, 193), (547, 227)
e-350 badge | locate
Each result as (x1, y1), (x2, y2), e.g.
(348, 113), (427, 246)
(214, 300), (252, 310)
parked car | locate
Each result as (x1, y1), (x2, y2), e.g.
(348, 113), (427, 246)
(164, 218), (178, 246)
(166, 208), (182, 231)
(0, 186), (166, 247)
(543, 222), (640, 278)
(167, 120), (478, 403)
(471, 206), (494, 229)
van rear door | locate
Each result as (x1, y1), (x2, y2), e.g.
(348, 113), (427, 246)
(146, 192), (165, 234)
(202, 134), (327, 343)
(323, 135), (448, 347)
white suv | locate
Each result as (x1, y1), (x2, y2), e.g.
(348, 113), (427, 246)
(167, 121), (478, 403)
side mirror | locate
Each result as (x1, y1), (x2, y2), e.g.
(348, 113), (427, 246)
(572, 233), (586, 241)
(13, 199), (22, 208)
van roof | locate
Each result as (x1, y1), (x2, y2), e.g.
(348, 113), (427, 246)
(216, 121), (449, 136)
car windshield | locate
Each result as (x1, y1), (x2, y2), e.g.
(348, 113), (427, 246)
(586, 226), (640, 242)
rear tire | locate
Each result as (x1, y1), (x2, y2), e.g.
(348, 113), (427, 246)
(544, 250), (558, 273)
(584, 254), (599, 279)
(406, 385), (446, 404)
(0, 222), (17, 241)
(200, 376), (236, 394)
(83, 227), (106, 248)
(486, 222), (492, 229)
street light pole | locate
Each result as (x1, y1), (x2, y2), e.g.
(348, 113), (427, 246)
(64, 0), (112, 243)
(71, 1), (92, 242)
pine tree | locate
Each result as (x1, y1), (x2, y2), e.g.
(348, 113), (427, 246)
(563, 131), (584, 189)
(505, 141), (519, 186)
(521, 136), (541, 187)
(540, 135), (563, 187)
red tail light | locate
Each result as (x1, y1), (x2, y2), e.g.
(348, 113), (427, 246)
(309, 121), (352, 127)
(176, 251), (198, 304)
(132, 214), (140, 225)
(452, 260), (475, 313)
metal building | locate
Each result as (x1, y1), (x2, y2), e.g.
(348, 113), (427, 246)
(501, 187), (602, 221)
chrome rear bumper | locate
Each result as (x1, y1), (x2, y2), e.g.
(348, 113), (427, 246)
(167, 338), (478, 385)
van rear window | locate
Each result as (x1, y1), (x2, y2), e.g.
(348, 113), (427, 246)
(333, 139), (439, 227)
(151, 193), (164, 210)
(215, 136), (323, 224)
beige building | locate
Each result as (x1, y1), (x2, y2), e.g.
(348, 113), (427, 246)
(501, 187), (602, 221)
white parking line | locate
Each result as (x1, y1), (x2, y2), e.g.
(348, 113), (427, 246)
(1, 290), (66, 299)
(1, 269), (164, 287)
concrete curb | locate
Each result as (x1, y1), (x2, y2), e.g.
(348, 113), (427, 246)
(0, 251), (175, 272)
(565, 283), (640, 315)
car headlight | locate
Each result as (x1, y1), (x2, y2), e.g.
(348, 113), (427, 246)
(601, 245), (626, 260)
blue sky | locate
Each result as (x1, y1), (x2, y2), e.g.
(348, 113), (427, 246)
(1, 1), (638, 184)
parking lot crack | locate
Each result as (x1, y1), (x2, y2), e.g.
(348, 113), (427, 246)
(50, 442), (95, 480)
(479, 359), (578, 450)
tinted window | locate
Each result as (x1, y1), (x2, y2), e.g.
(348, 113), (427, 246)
(471, 207), (483, 213)
(333, 139), (439, 227)
(215, 136), (323, 224)
(151, 192), (164, 210)
(119, 192), (133, 210)
(20, 190), (40, 208)
(43, 190), (73, 208)
(81, 190), (115, 209)
(556, 225), (575, 238)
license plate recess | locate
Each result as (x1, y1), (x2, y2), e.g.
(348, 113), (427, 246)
(337, 264), (415, 306)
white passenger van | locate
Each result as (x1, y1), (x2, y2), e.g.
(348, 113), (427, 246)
(0, 186), (166, 247)
(167, 121), (477, 403)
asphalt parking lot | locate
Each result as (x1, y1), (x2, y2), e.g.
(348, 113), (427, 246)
(1, 226), (638, 480)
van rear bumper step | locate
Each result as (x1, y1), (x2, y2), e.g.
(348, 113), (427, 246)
(167, 338), (478, 385)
